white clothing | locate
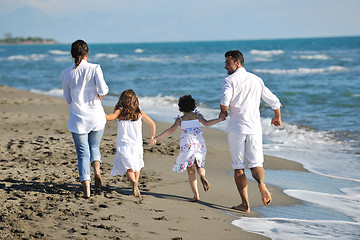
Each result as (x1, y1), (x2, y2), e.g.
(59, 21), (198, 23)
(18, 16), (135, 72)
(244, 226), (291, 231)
(173, 117), (207, 172)
(228, 132), (264, 169)
(111, 118), (144, 176)
(62, 60), (109, 134)
(220, 67), (281, 134)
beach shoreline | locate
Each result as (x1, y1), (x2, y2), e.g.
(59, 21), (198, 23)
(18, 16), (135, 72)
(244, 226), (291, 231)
(0, 85), (307, 239)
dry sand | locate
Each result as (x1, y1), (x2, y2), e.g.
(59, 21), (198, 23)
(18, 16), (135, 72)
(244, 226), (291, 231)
(0, 85), (306, 239)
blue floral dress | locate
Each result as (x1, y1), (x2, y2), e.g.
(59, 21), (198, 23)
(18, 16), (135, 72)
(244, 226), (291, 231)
(173, 116), (207, 172)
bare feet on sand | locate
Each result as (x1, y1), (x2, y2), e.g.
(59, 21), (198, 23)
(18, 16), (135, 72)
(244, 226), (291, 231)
(200, 175), (210, 192)
(83, 187), (90, 198)
(189, 197), (200, 202)
(232, 203), (250, 213)
(132, 182), (141, 198)
(259, 183), (272, 205)
(95, 174), (103, 189)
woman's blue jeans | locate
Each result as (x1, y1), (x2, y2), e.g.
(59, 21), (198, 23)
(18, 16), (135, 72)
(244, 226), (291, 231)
(71, 129), (104, 182)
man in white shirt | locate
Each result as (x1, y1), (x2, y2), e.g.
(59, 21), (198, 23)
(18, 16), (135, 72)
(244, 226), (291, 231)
(220, 50), (282, 212)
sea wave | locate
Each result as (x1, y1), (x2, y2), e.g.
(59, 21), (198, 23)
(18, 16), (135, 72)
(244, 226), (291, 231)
(134, 48), (144, 53)
(253, 57), (272, 62)
(232, 217), (360, 240)
(297, 54), (331, 60)
(285, 187), (360, 222)
(250, 49), (285, 56)
(7, 54), (47, 61)
(262, 118), (360, 181)
(94, 53), (119, 59)
(253, 66), (348, 74)
(31, 88), (64, 97)
(49, 50), (69, 55)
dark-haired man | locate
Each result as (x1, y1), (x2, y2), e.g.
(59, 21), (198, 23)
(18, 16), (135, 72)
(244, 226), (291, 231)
(219, 50), (282, 212)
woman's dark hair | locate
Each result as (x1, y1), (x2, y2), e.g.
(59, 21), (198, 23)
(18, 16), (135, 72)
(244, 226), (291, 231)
(178, 95), (196, 112)
(225, 50), (244, 66)
(71, 40), (89, 69)
(115, 89), (141, 121)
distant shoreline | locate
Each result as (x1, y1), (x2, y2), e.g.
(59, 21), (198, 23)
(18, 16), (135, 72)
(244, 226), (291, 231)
(0, 36), (57, 45)
(0, 40), (57, 45)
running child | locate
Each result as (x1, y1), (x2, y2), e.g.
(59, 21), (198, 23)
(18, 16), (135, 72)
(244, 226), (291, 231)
(154, 95), (225, 202)
(106, 89), (156, 198)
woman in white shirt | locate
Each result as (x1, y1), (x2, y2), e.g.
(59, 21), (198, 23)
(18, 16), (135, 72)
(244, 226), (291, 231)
(62, 40), (109, 198)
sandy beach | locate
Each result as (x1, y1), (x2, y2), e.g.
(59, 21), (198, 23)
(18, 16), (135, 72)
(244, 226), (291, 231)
(0, 85), (306, 240)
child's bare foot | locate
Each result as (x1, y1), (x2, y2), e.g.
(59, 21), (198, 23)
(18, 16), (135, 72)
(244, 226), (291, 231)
(188, 197), (200, 202)
(132, 182), (140, 198)
(259, 183), (272, 205)
(232, 203), (250, 212)
(200, 175), (210, 192)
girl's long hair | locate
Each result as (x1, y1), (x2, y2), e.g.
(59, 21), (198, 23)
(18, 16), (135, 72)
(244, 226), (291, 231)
(71, 40), (88, 69)
(115, 89), (141, 121)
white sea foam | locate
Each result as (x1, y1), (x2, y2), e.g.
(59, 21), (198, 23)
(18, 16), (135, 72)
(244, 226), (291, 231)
(7, 54), (47, 61)
(297, 54), (331, 60)
(31, 88), (64, 97)
(250, 49), (285, 56)
(232, 217), (360, 240)
(284, 188), (360, 222)
(135, 56), (163, 62)
(134, 48), (144, 53)
(253, 66), (348, 74)
(49, 50), (68, 55)
(262, 118), (360, 182)
(253, 57), (272, 62)
(94, 53), (119, 59)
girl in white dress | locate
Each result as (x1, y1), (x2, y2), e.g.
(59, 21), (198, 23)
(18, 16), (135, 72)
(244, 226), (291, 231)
(154, 95), (225, 202)
(106, 89), (156, 198)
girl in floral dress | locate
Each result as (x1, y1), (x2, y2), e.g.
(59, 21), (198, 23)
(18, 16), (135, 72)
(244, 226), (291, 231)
(154, 95), (225, 202)
(106, 89), (156, 198)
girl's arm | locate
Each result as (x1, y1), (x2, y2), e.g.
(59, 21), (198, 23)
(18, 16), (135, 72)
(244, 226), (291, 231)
(198, 113), (225, 127)
(155, 118), (181, 141)
(141, 111), (156, 143)
(106, 109), (121, 121)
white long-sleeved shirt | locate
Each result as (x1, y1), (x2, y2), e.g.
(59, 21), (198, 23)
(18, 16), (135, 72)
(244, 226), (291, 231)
(220, 67), (281, 134)
(61, 60), (109, 134)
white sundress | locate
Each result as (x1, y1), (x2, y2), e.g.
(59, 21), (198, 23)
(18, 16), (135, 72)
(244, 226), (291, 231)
(110, 117), (144, 176)
(173, 115), (207, 172)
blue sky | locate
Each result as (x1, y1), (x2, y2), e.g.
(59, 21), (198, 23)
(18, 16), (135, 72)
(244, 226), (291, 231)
(0, 0), (359, 43)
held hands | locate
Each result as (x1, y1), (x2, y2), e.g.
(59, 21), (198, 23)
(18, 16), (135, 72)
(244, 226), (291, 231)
(219, 111), (228, 119)
(271, 117), (282, 127)
(219, 114), (226, 121)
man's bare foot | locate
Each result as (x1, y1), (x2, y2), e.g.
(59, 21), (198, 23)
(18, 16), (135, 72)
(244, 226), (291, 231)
(232, 203), (250, 212)
(188, 197), (200, 202)
(132, 182), (141, 198)
(259, 183), (272, 206)
(200, 175), (210, 192)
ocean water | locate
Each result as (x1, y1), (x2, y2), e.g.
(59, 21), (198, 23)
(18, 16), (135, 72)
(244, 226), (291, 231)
(0, 36), (359, 239)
